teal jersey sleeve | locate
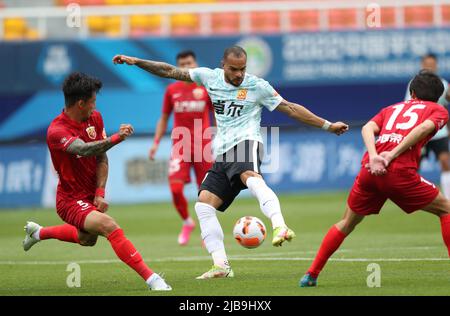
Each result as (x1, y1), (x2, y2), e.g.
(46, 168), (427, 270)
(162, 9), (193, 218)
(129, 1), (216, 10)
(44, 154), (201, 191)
(257, 79), (283, 112)
(189, 67), (214, 87)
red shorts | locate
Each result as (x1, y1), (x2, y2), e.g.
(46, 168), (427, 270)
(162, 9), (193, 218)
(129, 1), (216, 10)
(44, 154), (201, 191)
(168, 157), (212, 187)
(347, 167), (439, 215)
(56, 196), (97, 230)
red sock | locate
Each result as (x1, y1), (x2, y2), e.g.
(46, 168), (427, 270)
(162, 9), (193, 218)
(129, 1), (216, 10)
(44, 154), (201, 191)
(107, 228), (153, 281)
(170, 182), (189, 220)
(39, 224), (79, 243)
(440, 214), (450, 257)
(307, 225), (347, 278)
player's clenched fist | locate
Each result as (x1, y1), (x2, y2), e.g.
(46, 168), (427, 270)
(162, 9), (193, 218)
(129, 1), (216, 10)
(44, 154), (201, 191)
(112, 54), (138, 65)
(119, 124), (134, 140)
(329, 122), (349, 136)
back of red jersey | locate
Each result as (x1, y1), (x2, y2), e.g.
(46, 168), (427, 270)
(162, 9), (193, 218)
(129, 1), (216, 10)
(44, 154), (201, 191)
(362, 99), (448, 170)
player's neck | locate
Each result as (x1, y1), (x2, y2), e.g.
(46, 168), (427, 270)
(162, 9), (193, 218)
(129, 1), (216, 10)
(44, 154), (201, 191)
(64, 107), (84, 123)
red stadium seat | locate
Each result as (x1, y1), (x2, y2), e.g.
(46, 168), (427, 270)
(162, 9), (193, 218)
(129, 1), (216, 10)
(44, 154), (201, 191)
(442, 5), (450, 25)
(404, 6), (433, 27)
(289, 10), (319, 32)
(250, 11), (280, 34)
(329, 8), (358, 30)
(211, 12), (240, 35)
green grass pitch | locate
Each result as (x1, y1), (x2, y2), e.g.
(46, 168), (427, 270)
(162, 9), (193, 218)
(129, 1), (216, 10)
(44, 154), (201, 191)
(0, 192), (448, 296)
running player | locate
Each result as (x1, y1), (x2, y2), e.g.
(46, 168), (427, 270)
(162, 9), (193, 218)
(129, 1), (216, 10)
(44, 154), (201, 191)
(22, 72), (171, 291)
(149, 50), (213, 246)
(404, 53), (450, 198)
(112, 46), (349, 279)
(300, 70), (450, 287)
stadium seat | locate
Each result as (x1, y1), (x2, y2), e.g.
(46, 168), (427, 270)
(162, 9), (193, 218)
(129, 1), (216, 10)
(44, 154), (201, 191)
(87, 16), (107, 33)
(171, 13), (199, 36)
(329, 8), (358, 30)
(3, 17), (27, 40)
(250, 11), (280, 34)
(289, 10), (319, 32)
(211, 12), (239, 35)
(405, 6), (434, 27)
(105, 15), (122, 36)
(442, 5), (450, 25)
(130, 14), (162, 36)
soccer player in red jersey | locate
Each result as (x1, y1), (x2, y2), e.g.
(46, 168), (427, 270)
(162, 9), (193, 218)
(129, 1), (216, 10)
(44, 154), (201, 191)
(149, 50), (213, 246)
(22, 72), (171, 291)
(300, 70), (450, 287)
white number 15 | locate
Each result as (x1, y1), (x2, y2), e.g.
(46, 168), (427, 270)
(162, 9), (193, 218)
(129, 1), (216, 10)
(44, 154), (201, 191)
(385, 104), (426, 131)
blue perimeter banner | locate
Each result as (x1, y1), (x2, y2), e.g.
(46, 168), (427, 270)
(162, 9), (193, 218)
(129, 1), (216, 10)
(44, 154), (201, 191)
(0, 129), (442, 208)
(2, 28), (450, 141)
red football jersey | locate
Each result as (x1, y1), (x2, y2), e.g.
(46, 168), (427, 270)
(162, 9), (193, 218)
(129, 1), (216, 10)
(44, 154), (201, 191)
(47, 110), (106, 200)
(361, 99), (449, 170)
(162, 81), (213, 138)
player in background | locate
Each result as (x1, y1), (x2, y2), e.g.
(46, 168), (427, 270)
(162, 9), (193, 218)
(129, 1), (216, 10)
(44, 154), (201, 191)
(149, 50), (213, 246)
(112, 47), (349, 279)
(405, 54), (450, 197)
(22, 72), (171, 291)
(301, 70), (450, 287)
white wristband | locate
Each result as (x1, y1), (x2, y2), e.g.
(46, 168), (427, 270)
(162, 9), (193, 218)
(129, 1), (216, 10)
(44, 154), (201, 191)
(322, 120), (332, 131)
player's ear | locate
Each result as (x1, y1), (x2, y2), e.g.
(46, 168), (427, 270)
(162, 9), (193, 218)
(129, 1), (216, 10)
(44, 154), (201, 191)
(221, 59), (224, 68)
(411, 90), (417, 99)
(76, 99), (85, 109)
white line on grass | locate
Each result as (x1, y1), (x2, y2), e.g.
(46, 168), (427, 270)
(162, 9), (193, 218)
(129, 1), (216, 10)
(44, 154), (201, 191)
(0, 256), (447, 265)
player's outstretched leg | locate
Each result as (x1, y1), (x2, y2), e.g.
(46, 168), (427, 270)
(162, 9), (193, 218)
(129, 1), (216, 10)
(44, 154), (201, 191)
(245, 174), (295, 247)
(195, 192), (234, 279)
(422, 192), (450, 256)
(84, 211), (172, 291)
(170, 181), (196, 246)
(300, 206), (364, 287)
(23, 222), (80, 251)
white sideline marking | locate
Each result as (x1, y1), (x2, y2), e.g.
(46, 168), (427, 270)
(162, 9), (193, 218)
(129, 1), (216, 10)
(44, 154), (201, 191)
(0, 256), (447, 265)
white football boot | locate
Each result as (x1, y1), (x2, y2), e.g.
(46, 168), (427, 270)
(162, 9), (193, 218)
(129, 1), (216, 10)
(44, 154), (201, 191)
(147, 273), (172, 291)
(23, 221), (42, 251)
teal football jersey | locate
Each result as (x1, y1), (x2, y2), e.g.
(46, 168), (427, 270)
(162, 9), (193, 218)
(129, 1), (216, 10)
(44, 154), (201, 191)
(189, 67), (283, 156)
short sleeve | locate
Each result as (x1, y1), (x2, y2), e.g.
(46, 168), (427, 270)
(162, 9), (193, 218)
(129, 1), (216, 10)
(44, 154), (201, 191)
(189, 67), (214, 86)
(162, 87), (173, 115)
(428, 105), (449, 133)
(47, 126), (78, 152)
(257, 79), (283, 111)
(369, 108), (386, 129)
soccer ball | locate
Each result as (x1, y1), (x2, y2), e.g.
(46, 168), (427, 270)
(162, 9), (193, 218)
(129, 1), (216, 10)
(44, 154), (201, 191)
(233, 216), (267, 249)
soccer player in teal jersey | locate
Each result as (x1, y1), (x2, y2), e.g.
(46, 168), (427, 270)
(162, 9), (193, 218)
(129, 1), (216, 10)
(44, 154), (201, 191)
(113, 47), (349, 279)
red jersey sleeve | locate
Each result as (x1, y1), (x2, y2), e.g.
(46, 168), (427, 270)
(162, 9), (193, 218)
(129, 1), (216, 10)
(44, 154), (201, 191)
(162, 86), (173, 115)
(369, 108), (386, 129)
(47, 125), (78, 152)
(427, 105), (449, 133)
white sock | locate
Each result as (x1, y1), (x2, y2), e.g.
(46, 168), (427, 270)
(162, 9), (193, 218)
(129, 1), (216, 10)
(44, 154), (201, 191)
(246, 177), (286, 229)
(32, 228), (41, 240)
(183, 217), (195, 226)
(195, 202), (229, 268)
(441, 171), (450, 199)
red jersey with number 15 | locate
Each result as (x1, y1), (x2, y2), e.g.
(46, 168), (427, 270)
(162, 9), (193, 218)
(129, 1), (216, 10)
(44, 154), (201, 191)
(47, 110), (107, 200)
(361, 99), (449, 171)
(163, 81), (213, 135)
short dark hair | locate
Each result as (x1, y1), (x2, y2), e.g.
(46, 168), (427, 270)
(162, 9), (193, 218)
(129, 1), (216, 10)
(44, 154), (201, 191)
(409, 69), (444, 102)
(422, 53), (437, 62)
(223, 46), (247, 60)
(62, 72), (102, 107)
(176, 50), (196, 61)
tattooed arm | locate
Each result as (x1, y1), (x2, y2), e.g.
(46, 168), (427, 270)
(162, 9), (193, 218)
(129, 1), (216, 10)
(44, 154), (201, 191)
(112, 54), (193, 82)
(66, 124), (134, 157)
(276, 99), (349, 135)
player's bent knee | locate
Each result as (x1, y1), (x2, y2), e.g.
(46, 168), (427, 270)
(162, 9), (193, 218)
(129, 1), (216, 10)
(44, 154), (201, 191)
(99, 216), (120, 236)
(79, 238), (97, 247)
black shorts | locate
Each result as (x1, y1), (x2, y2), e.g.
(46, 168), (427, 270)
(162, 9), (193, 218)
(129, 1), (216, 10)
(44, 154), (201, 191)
(199, 140), (263, 212)
(422, 136), (449, 159)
